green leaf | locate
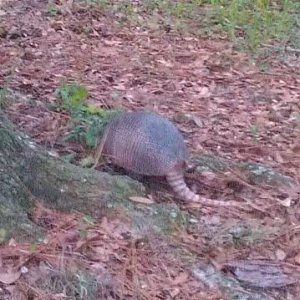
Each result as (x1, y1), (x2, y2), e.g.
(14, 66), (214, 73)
(76, 85), (88, 100)
(28, 243), (37, 253)
(62, 153), (76, 162)
(79, 228), (88, 238)
(79, 156), (94, 167)
(82, 215), (95, 225)
(83, 104), (104, 114)
(0, 228), (6, 242)
(250, 124), (258, 134)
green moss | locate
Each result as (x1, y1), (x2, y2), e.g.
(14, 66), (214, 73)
(112, 175), (146, 200)
(241, 162), (296, 187)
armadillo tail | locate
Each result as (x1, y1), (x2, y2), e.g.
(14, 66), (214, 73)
(166, 171), (199, 202)
(166, 171), (243, 208)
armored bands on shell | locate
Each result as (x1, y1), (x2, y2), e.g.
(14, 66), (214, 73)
(94, 111), (245, 209)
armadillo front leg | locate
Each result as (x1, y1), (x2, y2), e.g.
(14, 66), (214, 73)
(92, 128), (109, 169)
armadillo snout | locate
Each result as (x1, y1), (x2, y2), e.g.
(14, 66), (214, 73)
(166, 170), (199, 202)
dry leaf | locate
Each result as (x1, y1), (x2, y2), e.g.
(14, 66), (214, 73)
(292, 144), (300, 155)
(93, 247), (110, 262)
(276, 249), (287, 261)
(201, 171), (217, 181)
(170, 288), (181, 297)
(8, 239), (17, 247)
(0, 270), (21, 284)
(157, 59), (173, 68)
(190, 114), (204, 127)
(279, 198), (292, 207)
(197, 86), (210, 97)
(129, 196), (154, 204)
(274, 151), (285, 163)
(170, 271), (189, 285)
(294, 252), (300, 265)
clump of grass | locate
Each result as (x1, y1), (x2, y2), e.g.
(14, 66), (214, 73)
(47, 1), (59, 16)
(36, 266), (101, 299)
(209, 0), (300, 52)
(295, 113), (300, 126)
(82, 0), (299, 54)
(249, 123), (259, 142)
(53, 80), (122, 149)
(0, 87), (9, 108)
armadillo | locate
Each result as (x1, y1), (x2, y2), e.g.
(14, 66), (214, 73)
(93, 111), (243, 208)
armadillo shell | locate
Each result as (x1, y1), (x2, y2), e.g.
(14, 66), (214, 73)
(102, 111), (188, 176)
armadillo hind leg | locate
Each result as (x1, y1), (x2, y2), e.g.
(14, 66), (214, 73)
(166, 170), (244, 208)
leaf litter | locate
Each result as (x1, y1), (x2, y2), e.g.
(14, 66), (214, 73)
(0, 0), (299, 299)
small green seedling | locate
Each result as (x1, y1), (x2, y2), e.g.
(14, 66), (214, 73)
(249, 123), (258, 142)
(0, 88), (9, 108)
(47, 1), (58, 16)
(54, 80), (122, 163)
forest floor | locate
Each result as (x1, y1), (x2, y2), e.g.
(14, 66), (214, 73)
(0, 0), (299, 299)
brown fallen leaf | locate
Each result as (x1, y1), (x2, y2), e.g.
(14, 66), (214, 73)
(201, 171), (217, 182)
(294, 252), (300, 265)
(157, 59), (173, 68)
(170, 271), (189, 286)
(129, 196), (155, 204)
(275, 249), (287, 261)
(169, 288), (181, 298)
(0, 270), (21, 284)
(279, 197), (292, 207)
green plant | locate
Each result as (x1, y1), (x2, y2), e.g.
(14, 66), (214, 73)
(0, 87), (9, 108)
(249, 123), (258, 142)
(82, 215), (95, 225)
(295, 113), (300, 125)
(84, 0), (110, 8)
(54, 81), (122, 148)
(36, 266), (100, 299)
(79, 228), (88, 238)
(0, 228), (6, 242)
(208, 0), (300, 52)
(55, 81), (88, 112)
(47, 1), (58, 16)
(70, 271), (99, 300)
